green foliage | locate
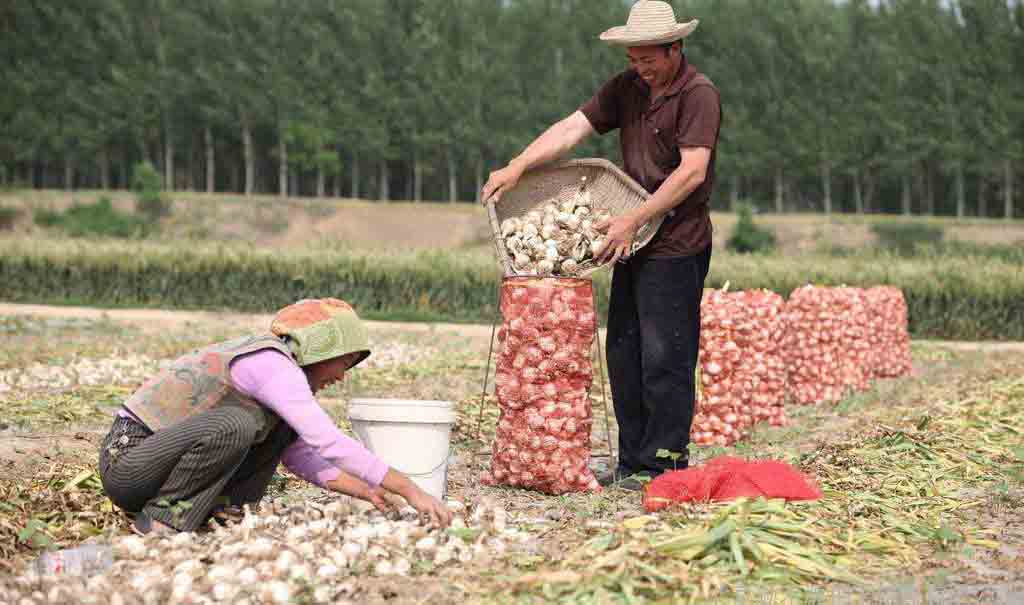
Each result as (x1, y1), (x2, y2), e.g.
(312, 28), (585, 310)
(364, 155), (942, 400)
(0, 205), (20, 230)
(871, 222), (945, 255)
(727, 204), (777, 254)
(0, 237), (1022, 340)
(32, 198), (149, 239)
(132, 161), (171, 221)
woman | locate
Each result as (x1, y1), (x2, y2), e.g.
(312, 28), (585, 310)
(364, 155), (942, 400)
(98, 298), (452, 535)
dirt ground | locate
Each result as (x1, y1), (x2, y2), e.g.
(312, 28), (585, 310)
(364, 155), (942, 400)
(1, 303), (1022, 603)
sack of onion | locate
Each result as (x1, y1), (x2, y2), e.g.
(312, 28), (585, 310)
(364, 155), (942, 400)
(864, 286), (913, 378)
(480, 277), (601, 494)
(693, 289), (788, 447)
(781, 285), (872, 405)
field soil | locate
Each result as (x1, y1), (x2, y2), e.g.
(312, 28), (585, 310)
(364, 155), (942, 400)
(1, 303), (1022, 603)
(4, 189), (1024, 254)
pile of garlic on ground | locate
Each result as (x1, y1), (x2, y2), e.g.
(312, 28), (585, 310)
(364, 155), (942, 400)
(500, 179), (612, 277)
(0, 355), (160, 394)
(1, 498), (529, 605)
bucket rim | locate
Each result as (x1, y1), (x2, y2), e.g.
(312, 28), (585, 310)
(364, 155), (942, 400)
(348, 397), (454, 408)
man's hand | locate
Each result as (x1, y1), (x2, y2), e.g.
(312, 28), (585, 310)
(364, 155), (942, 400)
(481, 162), (525, 205)
(404, 489), (453, 528)
(594, 212), (641, 265)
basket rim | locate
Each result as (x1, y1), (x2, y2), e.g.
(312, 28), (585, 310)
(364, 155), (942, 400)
(486, 158), (660, 278)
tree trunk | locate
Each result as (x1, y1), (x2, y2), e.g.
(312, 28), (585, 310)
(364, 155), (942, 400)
(864, 168), (877, 213)
(821, 159), (832, 215)
(351, 153), (360, 199)
(924, 162), (935, 216)
(475, 155), (485, 204)
(205, 127), (215, 193)
(729, 174), (739, 211)
(378, 159), (389, 201)
(164, 126), (174, 191)
(447, 150), (458, 203)
(414, 155), (423, 202)
(955, 161), (965, 219)
(242, 119), (254, 196)
(290, 171), (298, 198)
(1004, 158), (1014, 220)
(332, 171), (340, 198)
(99, 149), (110, 190)
(317, 165), (326, 198)
(901, 174), (911, 216)
(977, 176), (988, 218)
(63, 156), (74, 191)
(278, 126), (288, 198)
(773, 166), (783, 213)
(852, 169), (863, 214)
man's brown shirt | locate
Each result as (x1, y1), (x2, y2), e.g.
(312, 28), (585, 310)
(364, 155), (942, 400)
(580, 56), (721, 257)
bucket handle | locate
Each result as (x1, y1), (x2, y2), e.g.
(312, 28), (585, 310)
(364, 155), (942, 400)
(390, 452), (450, 478)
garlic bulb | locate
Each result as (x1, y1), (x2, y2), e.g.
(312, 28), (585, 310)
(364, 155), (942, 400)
(499, 184), (625, 276)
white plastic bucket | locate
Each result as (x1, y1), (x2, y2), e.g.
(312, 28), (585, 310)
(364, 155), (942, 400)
(347, 398), (456, 501)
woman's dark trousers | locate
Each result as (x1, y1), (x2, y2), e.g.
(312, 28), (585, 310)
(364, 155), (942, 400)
(99, 407), (296, 531)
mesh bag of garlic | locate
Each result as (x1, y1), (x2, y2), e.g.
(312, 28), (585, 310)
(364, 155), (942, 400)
(781, 285), (872, 406)
(865, 286), (913, 378)
(693, 289), (788, 447)
(498, 188), (613, 277)
(481, 277), (601, 494)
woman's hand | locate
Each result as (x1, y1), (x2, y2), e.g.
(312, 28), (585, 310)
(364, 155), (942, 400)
(366, 486), (406, 514)
(404, 489), (453, 528)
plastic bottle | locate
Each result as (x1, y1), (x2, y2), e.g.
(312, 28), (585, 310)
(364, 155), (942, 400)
(33, 544), (113, 576)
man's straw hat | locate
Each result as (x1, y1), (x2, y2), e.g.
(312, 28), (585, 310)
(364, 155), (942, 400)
(599, 1), (699, 47)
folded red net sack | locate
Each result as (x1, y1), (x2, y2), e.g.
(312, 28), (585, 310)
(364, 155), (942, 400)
(781, 285), (871, 405)
(481, 277), (601, 494)
(693, 289), (788, 447)
(643, 456), (822, 512)
(864, 286), (913, 378)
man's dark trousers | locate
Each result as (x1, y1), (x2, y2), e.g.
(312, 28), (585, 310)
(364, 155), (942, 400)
(606, 245), (712, 476)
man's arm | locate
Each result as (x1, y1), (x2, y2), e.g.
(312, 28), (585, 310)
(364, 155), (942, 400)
(481, 111), (595, 204)
(594, 147), (711, 264)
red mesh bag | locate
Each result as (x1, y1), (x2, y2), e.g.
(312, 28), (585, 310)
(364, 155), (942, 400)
(693, 289), (788, 448)
(781, 286), (871, 405)
(481, 277), (601, 494)
(864, 286), (912, 378)
(643, 456), (822, 512)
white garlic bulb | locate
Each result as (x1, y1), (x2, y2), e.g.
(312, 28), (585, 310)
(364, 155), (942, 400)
(522, 223), (539, 239)
(500, 217), (521, 237)
(537, 259), (555, 274)
(561, 259), (579, 275)
(541, 223), (558, 240)
(543, 247), (560, 262)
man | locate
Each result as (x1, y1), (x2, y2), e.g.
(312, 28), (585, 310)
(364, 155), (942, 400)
(482, 1), (720, 490)
(99, 298), (452, 534)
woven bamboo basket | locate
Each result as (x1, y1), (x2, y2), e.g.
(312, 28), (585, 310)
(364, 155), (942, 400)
(486, 158), (662, 278)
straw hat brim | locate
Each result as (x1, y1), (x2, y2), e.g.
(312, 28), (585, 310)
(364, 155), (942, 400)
(599, 19), (698, 47)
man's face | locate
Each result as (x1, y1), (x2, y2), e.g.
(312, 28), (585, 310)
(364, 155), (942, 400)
(627, 43), (680, 90)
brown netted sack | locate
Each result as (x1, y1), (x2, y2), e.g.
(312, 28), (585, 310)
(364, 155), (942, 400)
(865, 286), (913, 378)
(782, 285), (872, 405)
(694, 289), (788, 447)
(481, 277), (601, 494)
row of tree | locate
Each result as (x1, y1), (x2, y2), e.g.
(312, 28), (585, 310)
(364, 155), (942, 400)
(1, 0), (1021, 217)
